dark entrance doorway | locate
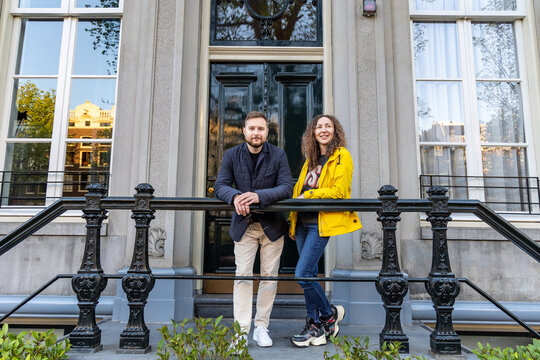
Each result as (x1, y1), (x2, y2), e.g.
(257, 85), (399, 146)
(204, 63), (323, 294)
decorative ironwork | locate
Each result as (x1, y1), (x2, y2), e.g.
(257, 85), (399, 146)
(244, 0), (290, 40)
(425, 186), (461, 355)
(69, 183), (108, 351)
(375, 185), (409, 353)
(420, 174), (540, 214)
(119, 183), (156, 352)
(211, 0), (322, 46)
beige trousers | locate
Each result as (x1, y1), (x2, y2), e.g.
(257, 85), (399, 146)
(233, 222), (284, 333)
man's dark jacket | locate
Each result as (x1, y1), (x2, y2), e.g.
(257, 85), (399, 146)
(213, 142), (293, 242)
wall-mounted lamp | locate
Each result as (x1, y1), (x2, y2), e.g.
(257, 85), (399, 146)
(363, 0), (376, 17)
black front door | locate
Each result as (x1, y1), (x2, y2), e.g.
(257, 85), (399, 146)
(204, 63), (323, 293)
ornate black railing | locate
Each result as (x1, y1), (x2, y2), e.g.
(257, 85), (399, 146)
(0, 183), (539, 355)
(0, 170), (110, 208)
(420, 175), (540, 215)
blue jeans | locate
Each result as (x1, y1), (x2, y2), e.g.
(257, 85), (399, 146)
(295, 222), (332, 322)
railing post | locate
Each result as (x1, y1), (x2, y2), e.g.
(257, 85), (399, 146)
(119, 183), (156, 352)
(375, 185), (409, 353)
(425, 186), (461, 355)
(70, 183), (108, 352)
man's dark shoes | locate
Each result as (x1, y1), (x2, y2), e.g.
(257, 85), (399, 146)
(321, 304), (345, 339)
(290, 318), (326, 347)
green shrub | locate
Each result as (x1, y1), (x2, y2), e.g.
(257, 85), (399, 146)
(473, 338), (540, 360)
(323, 335), (425, 360)
(156, 315), (252, 360)
(0, 323), (70, 360)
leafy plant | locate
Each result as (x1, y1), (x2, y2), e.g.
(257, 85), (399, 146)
(323, 335), (425, 360)
(0, 323), (71, 360)
(473, 338), (540, 360)
(156, 315), (252, 360)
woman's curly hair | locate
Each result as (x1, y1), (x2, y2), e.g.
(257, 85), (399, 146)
(301, 114), (346, 170)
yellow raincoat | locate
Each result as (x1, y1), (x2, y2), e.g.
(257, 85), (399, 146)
(289, 147), (362, 237)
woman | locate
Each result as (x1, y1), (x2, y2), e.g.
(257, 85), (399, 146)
(289, 114), (362, 347)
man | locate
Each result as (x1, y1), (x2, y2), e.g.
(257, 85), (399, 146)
(213, 111), (293, 347)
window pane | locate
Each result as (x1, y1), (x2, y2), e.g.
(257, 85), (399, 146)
(68, 100), (114, 139)
(19, 0), (61, 8)
(9, 79), (57, 138)
(414, 23), (460, 79)
(420, 145), (467, 199)
(482, 147), (528, 211)
(73, 19), (120, 75)
(68, 79), (116, 139)
(473, 23), (518, 79)
(16, 20), (63, 75)
(75, 0), (119, 8)
(417, 82), (464, 142)
(477, 81), (524, 143)
(2, 143), (51, 206)
(414, 0), (459, 11)
(213, 0), (320, 45)
(63, 142), (110, 196)
(473, 0), (517, 11)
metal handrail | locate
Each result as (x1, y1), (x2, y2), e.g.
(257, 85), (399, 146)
(2, 198), (538, 261)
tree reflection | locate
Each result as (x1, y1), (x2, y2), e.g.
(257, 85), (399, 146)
(84, 16), (120, 74)
(215, 0), (317, 42)
(14, 81), (55, 138)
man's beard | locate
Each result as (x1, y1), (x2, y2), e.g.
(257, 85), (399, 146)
(246, 138), (264, 148)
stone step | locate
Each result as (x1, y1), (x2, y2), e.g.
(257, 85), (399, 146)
(194, 294), (306, 319)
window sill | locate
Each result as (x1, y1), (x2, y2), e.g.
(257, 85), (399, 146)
(0, 211), (107, 236)
(420, 216), (540, 241)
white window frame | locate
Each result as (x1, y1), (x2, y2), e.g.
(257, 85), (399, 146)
(0, 0), (122, 213)
(410, 0), (540, 218)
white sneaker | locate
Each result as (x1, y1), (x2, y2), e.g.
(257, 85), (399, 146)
(253, 326), (273, 347)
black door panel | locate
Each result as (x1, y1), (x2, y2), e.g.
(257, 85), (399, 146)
(205, 63), (323, 286)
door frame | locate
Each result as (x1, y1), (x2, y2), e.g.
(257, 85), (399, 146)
(192, 0), (334, 292)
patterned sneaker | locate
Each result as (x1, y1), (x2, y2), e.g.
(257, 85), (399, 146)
(321, 304), (345, 339)
(290, 318), (326, 347)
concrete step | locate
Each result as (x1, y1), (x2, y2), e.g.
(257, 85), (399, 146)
(195, 294), (306, 319)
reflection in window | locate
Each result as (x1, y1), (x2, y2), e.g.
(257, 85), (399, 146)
(414, 0), (458, 11)
(9, 79), (57, 138)
(477, 81), (524, 143)
(68, 100), (114, 139)
(74, 19), (120, 75)
(76, 0), (119, 8)
(19, 0), (61, 8)
(62, 143), (111, 197)
(482, 147), (527, 211)
(473, 23), (518, 79)
(16, 20), (63, 75)
(417, 82), (464, 142)
(2, 143), (51, 206)
(473, 0), (516, 11)
(212, 0), (321, 46)
(421, 146), (468, 199)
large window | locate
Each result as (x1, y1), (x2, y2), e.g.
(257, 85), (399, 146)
(411, 0), (538, 213)
(0, 0), (121, 206)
